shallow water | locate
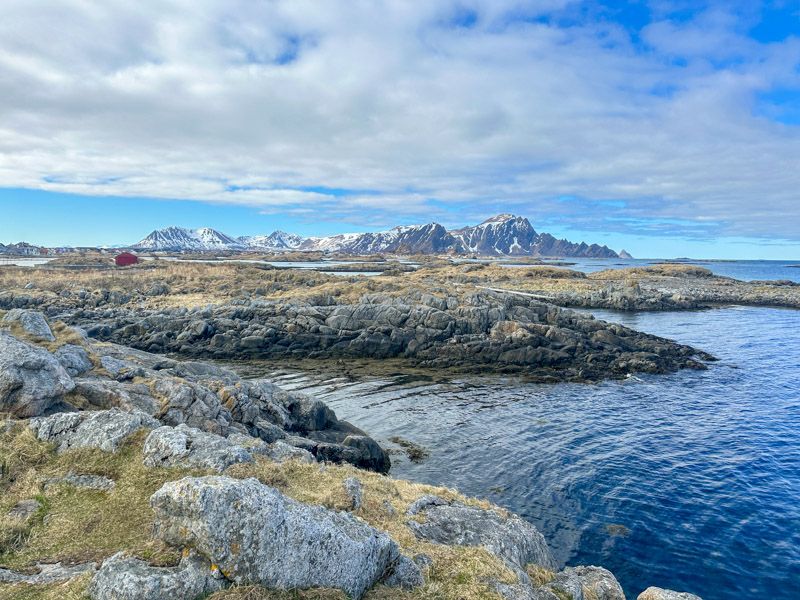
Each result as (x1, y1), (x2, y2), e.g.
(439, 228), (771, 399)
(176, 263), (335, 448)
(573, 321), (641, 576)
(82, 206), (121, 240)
(244, 306), (800, 600)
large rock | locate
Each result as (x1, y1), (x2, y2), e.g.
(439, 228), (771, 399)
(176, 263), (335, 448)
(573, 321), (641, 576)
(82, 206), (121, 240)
(54, 344), (94, 376)
(88, 551), (226, 600)
(150, 476), (419, 599)
(2, 309), (55, 341)
(0, 331), (74, 417)
(142, 424), (253, 472)
(407, 496), (555, 576)
(638, 587), (703, 600)
(30, 408), (158, 453)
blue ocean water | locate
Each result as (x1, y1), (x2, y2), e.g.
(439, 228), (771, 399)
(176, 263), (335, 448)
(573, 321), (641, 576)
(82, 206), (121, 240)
(259, 305), (800, 600)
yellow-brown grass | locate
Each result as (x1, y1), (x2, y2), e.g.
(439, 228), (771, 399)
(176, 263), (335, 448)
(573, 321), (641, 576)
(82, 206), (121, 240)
(1, 422), (519, 600)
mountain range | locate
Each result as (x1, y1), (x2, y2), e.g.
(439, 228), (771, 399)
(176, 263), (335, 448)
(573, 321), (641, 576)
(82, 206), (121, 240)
(133, 214), (620, 258)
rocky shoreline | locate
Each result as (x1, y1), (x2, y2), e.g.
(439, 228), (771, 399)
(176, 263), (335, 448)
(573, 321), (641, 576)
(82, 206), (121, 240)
(0, 288), (713, 382)
(0, 311), (703, 599)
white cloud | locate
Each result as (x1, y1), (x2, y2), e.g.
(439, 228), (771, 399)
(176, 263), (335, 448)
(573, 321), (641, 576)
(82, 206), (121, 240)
(0, 0), (798, 239)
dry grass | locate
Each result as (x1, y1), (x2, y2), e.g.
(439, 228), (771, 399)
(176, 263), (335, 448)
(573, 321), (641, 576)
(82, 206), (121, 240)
(1, 422), (521, 600)
(589, 263), (714, 280)
(0, 574), (92, 600)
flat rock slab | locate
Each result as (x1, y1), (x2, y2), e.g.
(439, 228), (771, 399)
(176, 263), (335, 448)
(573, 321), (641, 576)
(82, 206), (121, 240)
(407, 496), (555, 575)
(143, 424), (253, 472)
(0, 331), (74, 417)
(0, 561), (96, 585)
(44, 473), (116, 491)
(89, 551), (225, 600)
(150, 476), (419, 599)
(30, 408), (159, 453)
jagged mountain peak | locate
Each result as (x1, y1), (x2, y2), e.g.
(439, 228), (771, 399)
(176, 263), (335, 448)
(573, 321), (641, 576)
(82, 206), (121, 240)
(131, 216), (618, 258)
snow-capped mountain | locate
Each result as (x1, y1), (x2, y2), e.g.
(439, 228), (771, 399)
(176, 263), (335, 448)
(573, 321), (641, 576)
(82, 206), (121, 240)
(131, 216), (619, 257)
(300, 223), (457, 254)
(450, 214), (538, 256)
(134, 227), (245, 251)
(239, 230), (304, 250)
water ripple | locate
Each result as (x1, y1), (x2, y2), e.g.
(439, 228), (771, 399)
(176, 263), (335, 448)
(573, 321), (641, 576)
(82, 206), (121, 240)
(238, 306), (800, 600)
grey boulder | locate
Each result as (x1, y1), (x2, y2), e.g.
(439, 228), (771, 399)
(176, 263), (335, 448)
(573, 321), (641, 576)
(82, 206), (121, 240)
(142, 424), (253, 472)
(639, 587), (703, 600)
(407, 498), (555, 576)
(54, 344), (94, 376)
(2, 309), (55, 341)
(150, 476), (419, 599)
(0, 331), (74, 417)
(30, 408), (158, 453)
(88, 551), (226, 600)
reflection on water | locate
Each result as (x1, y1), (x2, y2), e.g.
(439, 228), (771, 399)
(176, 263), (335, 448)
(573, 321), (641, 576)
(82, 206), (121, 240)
(234, 306), (800, 600)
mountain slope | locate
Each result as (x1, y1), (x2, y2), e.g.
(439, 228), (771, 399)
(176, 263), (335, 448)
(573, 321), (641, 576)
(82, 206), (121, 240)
(134, 227), (245, 251)
(450, 214), (538, 256)
(239, 230), (304, 250)
(131, 216), (619, 258)
(301, 223), (459, 254)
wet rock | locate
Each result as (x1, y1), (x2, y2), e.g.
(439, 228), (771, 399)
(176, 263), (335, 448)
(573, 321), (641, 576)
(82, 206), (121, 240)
(0, 561), (96, 584)
(2, 309), (55, 341)
(54, 344), (93, 376)
(150, 476), (419, 599)
(343, 476), (364, 510)
(0, 331), (74, 417)
(30, 408), (158, 453)
(407, 499), (555, 576)
(638, 587), (703, 600)
(88, 551), (225, 600)
(142, 424), (253, 472)
(342, 435), (391, 473)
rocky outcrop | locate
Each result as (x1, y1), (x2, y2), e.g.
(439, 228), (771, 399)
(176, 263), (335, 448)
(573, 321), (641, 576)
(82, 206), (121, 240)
(29, 408), (159, 453)
(406, 495), (555, 577)
(56, 290), (710, 381)
(150, 476), (421, 599)
(88, 551), (225, 600)
(638, 587), (703, 600)
(0, 331), (74, 417)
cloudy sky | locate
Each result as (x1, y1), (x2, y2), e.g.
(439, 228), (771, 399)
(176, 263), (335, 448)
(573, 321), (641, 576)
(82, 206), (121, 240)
(1, 0), (799, 258)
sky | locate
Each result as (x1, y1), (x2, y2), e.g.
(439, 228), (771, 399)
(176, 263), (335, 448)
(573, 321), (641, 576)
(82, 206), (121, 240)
(0, 0), (799, 259)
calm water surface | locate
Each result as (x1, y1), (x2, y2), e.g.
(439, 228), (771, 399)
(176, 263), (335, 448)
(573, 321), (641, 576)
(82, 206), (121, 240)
(244, 306), (800, 600)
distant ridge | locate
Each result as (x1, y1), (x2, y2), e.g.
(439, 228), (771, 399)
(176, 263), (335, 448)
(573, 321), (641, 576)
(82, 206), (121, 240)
(132, 215), (620, 258)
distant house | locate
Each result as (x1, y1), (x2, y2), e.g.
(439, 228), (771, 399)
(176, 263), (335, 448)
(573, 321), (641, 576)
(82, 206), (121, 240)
(114, 252), (139, 267)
